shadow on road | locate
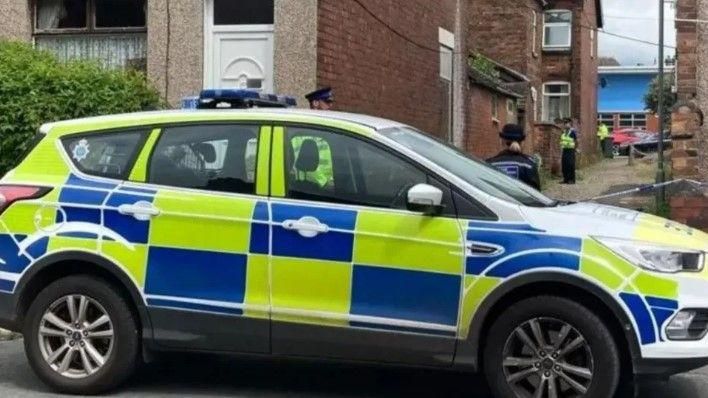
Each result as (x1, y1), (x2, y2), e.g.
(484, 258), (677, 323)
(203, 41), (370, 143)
(125, 354), (492, 397)
(0, 339), (705, 397)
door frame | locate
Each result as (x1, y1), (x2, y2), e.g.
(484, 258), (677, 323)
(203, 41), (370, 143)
(203, 0), (275, 89)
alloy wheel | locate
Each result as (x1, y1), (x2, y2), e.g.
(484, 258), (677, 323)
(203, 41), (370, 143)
(37, 294), (114, 379)
(501, 317), (594, 398)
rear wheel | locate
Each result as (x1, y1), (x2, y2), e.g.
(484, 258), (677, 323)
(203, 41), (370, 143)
(483, 296), (620, 398)
(23, 275), (139, 394)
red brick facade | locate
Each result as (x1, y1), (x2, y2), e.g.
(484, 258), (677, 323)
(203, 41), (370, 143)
(465, 87), (519, 159)
(542, 0), (601, 166)
(468, 0), (544, 146)
(316, 0), (457, 140)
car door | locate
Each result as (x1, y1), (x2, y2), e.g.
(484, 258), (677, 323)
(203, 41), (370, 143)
(126, 123), (272, 353)
(268, 125), (465, 366)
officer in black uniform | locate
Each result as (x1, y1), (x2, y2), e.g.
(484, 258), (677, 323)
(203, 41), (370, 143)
(305, 87), (334, 110)
(487, 124), (541, 190)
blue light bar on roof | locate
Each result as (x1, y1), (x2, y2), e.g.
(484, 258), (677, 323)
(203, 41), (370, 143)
(197, 89), (297, 109)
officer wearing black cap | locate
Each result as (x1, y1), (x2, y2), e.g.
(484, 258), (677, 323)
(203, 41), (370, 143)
(305, 87), (334, 110)
(487, 124), (541, 190)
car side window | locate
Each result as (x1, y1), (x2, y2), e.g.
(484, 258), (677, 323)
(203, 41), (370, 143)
(148, 124), (259, 194)
(284, 127), (427, 210)
(63, 130), (146, 179)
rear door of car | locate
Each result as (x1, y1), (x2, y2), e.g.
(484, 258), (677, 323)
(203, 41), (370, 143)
(124, 122), (272, 353)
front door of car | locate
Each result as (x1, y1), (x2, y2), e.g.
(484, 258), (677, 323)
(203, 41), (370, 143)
(268, 125), (465, 366)
(129, 123), (271, 353)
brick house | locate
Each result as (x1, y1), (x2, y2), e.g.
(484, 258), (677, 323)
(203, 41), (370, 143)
(0, 0), (601, 168)
(669, 0), (708, 229)
(468, 0), (603, 167)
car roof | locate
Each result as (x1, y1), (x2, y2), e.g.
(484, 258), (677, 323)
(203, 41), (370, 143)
(40, 109), (407, 136)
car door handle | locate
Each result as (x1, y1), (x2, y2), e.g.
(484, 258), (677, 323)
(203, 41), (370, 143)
(282, 216), (329, 238)
(118, 201), (160, 221)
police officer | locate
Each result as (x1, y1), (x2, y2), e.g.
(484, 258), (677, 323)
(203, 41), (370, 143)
(487, 124), (541, 190)
(597, 122), (612, 158)
(305, 87), (334, 110)
(560, 118), (578, 184)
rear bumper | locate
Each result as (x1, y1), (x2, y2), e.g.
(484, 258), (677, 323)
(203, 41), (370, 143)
(0, 291), (18, 332)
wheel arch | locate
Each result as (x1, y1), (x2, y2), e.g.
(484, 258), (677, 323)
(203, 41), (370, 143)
(454, 272), (641, 374)
(13, 251), (151, 337)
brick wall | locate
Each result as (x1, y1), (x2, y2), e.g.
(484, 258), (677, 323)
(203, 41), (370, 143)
(676, 0), (698, 102)
(465, 86), (517, 159)
(533, 123), (563, 175)
(316, 0), (458, 139)
(670, 0), (708, 231)
(467, 0), (543, 153)
(542, 0), (600, 166)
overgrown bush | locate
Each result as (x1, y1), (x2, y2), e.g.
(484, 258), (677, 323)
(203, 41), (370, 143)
(0, 41), (163, 174)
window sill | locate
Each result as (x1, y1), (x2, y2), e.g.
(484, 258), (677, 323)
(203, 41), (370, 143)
(492, 117), (500, 124)
(543, 46), (572, 54)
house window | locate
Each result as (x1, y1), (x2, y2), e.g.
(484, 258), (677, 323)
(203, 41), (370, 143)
(213, 0), (274, 25)
(35, 0), (146, 32)
(543, 10), (572, 50)
(491, 94), (499, 121)
(33, 0), (147, 70)
(542, 82), (571, 122)
(619, 113), (647, 129)
(598, 113), (615, 128)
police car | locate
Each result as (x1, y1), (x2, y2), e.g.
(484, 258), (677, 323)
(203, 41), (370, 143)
(0, 90), (707, 397)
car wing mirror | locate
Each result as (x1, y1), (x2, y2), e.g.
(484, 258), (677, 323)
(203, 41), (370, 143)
(407, 183), (444, 215)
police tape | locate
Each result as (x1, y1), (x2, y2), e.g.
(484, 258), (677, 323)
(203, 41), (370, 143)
(586, 179), (708, 202)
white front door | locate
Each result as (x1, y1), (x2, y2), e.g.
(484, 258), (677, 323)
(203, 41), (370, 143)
(204, 0), (274, 92)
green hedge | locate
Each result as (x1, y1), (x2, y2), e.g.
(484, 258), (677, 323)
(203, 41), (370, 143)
(0, 41), (163, 174)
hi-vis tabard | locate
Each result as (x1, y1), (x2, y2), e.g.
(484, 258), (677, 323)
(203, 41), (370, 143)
(560, 130), (576, 149)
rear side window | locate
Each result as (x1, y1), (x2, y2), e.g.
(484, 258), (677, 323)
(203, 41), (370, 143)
(148, 124), (260, 195)
(63, 130), (146, 179)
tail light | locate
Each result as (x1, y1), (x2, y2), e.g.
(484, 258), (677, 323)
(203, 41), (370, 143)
(0, 185), (51, 215)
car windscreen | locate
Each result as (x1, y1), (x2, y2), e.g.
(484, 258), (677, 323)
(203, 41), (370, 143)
(379, 127), (556, 207)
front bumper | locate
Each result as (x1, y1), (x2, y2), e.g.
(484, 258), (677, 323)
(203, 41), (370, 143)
(635, 356), (708, 378)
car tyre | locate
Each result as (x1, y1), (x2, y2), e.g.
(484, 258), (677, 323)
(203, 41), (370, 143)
(483, 296), (620, 398)
(23, 275), (139, 394)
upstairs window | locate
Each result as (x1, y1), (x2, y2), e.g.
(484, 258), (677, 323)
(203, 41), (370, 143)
(543, 10), (572, 50)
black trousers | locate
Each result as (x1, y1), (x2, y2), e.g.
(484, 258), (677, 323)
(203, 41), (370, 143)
(562, 149), (576, 183)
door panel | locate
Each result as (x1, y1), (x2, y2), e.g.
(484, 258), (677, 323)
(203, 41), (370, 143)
(269, 125), (465, 365)
(137, 124), (272, 353)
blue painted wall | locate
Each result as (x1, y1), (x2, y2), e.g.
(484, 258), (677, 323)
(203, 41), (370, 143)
(598, 72), (656, 113)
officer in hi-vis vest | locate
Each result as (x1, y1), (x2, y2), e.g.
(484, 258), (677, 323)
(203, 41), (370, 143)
(560, 118), (578, 184)
(597, 122), (612, 159)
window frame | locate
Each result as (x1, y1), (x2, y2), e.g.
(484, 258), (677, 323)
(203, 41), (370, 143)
(542, 9), (572, 51)
(491, 94), (500, 122)
(531, 10), (539, 57)
(542, 81), (572, 122)
(278, 123), (492, 219)
(33, 0), (147, 35)
(144, 121), (267, 197)
(61, 128), (150, 181)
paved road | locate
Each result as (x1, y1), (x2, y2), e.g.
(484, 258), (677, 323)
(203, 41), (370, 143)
(0, 340), (706, 397)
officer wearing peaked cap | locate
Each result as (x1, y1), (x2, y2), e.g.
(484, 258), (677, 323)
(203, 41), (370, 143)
(305, 87), (334, 110)
(487, 124), (541, 190)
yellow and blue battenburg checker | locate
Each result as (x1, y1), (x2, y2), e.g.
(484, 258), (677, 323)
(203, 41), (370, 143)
(3, 108), (708, 387)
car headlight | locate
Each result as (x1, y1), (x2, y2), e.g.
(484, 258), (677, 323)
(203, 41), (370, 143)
(595, 237), (705, 273)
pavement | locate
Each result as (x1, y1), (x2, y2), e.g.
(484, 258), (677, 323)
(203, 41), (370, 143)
(0, 340), (707, 397)
(544, 156), (656, 207)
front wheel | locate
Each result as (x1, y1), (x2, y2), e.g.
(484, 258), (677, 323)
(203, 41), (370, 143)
(483, 296), (620, 398)
(23, 275), (139, 394)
